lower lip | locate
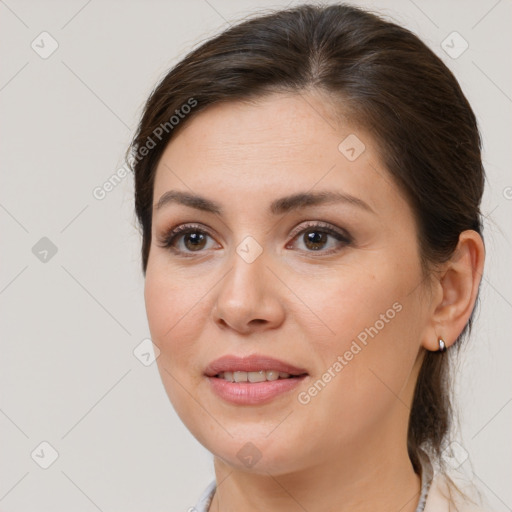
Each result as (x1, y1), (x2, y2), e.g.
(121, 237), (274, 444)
(206, 375), (307, 405)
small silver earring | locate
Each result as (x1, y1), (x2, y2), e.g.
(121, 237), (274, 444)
(438, 338), (447, 352)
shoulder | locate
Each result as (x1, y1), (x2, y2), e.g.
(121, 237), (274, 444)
(193, 474), (495, 512)
(424, 472), (494, 512)
(191, 479), (216, 512)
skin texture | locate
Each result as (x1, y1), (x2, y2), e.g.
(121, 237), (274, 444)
(144, 91), (485, 512)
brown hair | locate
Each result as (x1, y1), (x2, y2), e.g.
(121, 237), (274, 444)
(127, 2), (485, 502)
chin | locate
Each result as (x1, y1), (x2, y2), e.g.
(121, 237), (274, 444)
(190, 420), (311, 475)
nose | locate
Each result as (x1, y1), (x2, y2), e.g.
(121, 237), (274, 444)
(212, 247), (285, 334)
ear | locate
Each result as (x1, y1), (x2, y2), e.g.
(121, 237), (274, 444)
(421, 230), (485, 351)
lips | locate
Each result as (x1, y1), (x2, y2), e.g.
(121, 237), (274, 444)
(204, 355), (309, 405)
(204, 354), (308, 377)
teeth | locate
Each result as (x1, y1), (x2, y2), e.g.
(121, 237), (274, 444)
(217, 370), (295, 382)
(233, 371), (247, 382)
(248, 370), (266, 383)
(266, 370), (279, 381)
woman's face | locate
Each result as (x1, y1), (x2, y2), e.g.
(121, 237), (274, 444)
(144, 91), (432, 474)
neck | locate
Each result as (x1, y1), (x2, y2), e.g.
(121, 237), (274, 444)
(209, 432), (422, 512)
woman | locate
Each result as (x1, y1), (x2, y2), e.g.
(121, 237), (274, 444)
(127, 3), (490, 511)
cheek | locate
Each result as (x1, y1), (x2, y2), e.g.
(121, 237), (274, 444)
(144, 266), (207, 370)
(145, 255), (209, 334)
(293, 309), (421, 449)
(144, 270), (175, 342)
(298, 257), (423, 393)
(144, 268), (210, 425)
(291, 259), (412, 352)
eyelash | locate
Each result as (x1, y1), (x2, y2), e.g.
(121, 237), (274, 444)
(157, 221), (352, 258)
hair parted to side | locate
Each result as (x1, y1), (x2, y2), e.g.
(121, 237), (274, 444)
(127, 1), (485, 502)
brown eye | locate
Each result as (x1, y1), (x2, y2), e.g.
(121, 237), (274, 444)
(181, 231), (208, 251)
(288, 222), (352, 255)
(157, 224), (217, 255)
(303, 230), (329, 251)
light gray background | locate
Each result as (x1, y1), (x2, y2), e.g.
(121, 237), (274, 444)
(1, 0), (511, 510)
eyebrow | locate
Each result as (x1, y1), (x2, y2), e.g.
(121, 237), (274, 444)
(154, 190), (375, 216)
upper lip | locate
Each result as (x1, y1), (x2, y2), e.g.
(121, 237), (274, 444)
(204, 354), (308, 377)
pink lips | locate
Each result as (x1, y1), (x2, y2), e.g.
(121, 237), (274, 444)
(204, 354), (308, 405)
(204, 354), (308, 377)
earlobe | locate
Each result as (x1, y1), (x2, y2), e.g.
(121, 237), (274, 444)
(422, 230), (485, 352)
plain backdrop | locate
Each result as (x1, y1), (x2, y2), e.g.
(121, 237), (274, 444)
(1, 0), (511, 510)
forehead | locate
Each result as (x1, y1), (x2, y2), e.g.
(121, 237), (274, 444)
(157, 92), (349, 170)
(152, 92), (404, 219)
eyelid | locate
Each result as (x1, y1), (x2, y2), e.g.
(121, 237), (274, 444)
(288, 220), (352, 243)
